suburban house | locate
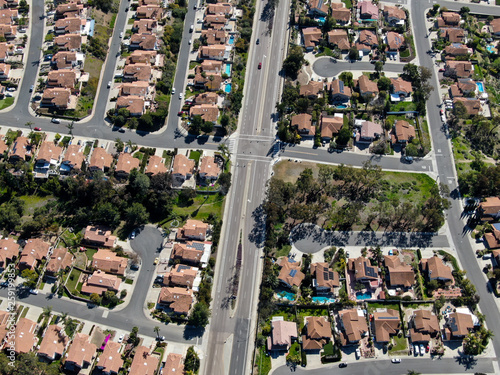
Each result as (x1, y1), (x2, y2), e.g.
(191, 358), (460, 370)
(453, 97), (481, 117)
(51, 51), (83, 70)
(64, 333), (97, 372)
(83, 225), (117, 248)
(299, 80), (323, 98)
(164, 353), (184, 375)
(38, 325), (69, 361)
(194, 72), (223, 91)
(302, 27), (322, 50)
(177, 219), (209, 241)
(170, 242), (204, 265)
(81, 270), (121, 296)
(486, 229), (500, 250)
(390, 77), (412, 98)
(115, 152), (140, 177)
(163, 264), (198, 288)
(18, 238), (51, 270)
(443, 312), (474, 341)
(357, 121), (383, 143)
(204, 15), (227, 29)
(54, 17), (84, 35)
(338, 309), (369, 345)
(267, 318), (298, 352)
(35, 141), (63, 170)
(420, 256), (454, 284)
(383, 5), (406, 26)
(307, 0), (328, 17)
(55, 2), (84, 19)
(88, 147), (113, 172)
(329, 79), (352, 103)
(348, 256), (379, 283)
(12, 318), (37, 354)
(194, 92), (218, 105)
(439, 28), (465, 43)
(356, 29), (378, 54)
(116, 96), (145, 117)
(444, 61), (473, 78)
(449, 78), (477, 98)
(310, 262), (340, 295)
(129, 346), (159, 375)
(123, 63), (152, 82)
(491, 18), (500, 36)
(391, 120), (415, 144)
(8, 136), (31, 161)
(278, 257), (305, 288)
(136, 5), (163, 20)
(444, 43), (470, 56)
(189, 104), (219, 123)
(206, 3), (232, 16)
(145, 155), (168, 176)
(0, 63), (9, 80)
(478, 197), (500, 221)
(291, 113), (315, 137)
(92, 249), (128, 276)
(198, 45), (226, 61)
(96, 341), (123, 375)
(331, 4), (351, 25)
(302, 316), (331, 351)
(132, 19), (158, 34)
(41, 88), (71, 108)
(197, 59), (223, 74)
(157, 287), (194, 315)
(384, 255), (414, 288)
(61, 144), (85, 172)
(409, 310), (440, 343)
(171, 154), (195, 181)
(200, 29), (227, 45)
(358, 1), (379, 21)
(0, 237), (19, 270)
(130, 33), (158, 51)
(320, 113), (344, 141)
(126, 50), (158, 65)
(45, 247), (74, 277)
(357, 75), (379, 99)
(54, 34), (82, 51)
(436, 11), (460, 28)
(327, 29), (350, 51)
(372, 309), (401, 343)
(199, 156), (221, 181)
(386, 32), (405, 52)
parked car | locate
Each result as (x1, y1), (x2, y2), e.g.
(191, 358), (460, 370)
(118, 334), (124, 343)
(339, 363), (348, 368)
(34, 127), (41, 131)
(256, 38), (260, 44)
(414, 344), (419, 356)
(154, 257), (159, 265)
(172, 87), (176, 94)
(391, 358), (401, 363)
(107, 81), (112, 88)
(29, 289), (38, 295)
(118, 128), (125, 133)
(6, 87), (15, 92)
(156, 336), (165, 341)
(120, 32), (123, 38)
(51, 118), (60, 124)
(403, 155), (413, 164)
(420, 344), (425, 356)
(355, 348), (361, 359)
(258, 62), (262, 69)
(0, 282), (8, 287)
(130, 230), (136, 240)
(29, 85), (34, 92)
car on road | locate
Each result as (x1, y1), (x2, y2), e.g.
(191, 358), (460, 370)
(29, 85), (34, 92)
(193, 5), (197, 9)
(118, 128), (125, 133)
(29, 289), (38, 295)
(172, 87), (176, 94)
(125, 7), (129, 11)
(156, 336), (165, 341)
(339, 363), (348, 368)
(256, 38), (259, 44)
(179, 93), (183, 100)
(258, 62), (262, 69)
(118, 334), (124, 343)
(154, 257), (159, 265)
(190, 24), (194, 32)
(120, 32), (123, 38)
(0, 282), (8, 287)
(107, 81), (112, 88)
(188, 39), (192, 45)
(34, 127), (41, 131)
(130, 230), (136, 240)
(51, 118), (60, 124)
(391, 358), (401, 363)
(403, 155), (413, 163)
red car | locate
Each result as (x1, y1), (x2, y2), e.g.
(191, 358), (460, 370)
(258, 62), (262, 69)
(34, 127), (41, 131)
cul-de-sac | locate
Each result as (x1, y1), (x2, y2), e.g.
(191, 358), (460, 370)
(1, 0), (500, 375)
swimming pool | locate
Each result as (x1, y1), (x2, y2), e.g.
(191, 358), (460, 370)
(317, 17), (326, 24)
(356, 291), (373, 300)
(477, 82), (484, 93)
(336, 105), (347, 109)
(487, 45), (495, 53)
(277, 291), (295, 301)
(229, 35), (234, 45)
(312, 296), (336, 304)
(225, 63), (231, 75)
(225, 83), (232, 93)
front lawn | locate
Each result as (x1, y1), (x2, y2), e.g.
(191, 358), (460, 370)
(321, 341), (341, 363)
(0, 97), (14, 110)
(65, 269), (82, 294)
(389, 335), (407, 353)
(255, 346), (271, 375)
(172, 193), (225, 221)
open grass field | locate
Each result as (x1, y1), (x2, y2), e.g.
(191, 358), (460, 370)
(172, 193), (225, 221)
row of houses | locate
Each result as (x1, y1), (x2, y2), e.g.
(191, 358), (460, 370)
(268, 306), (477, 354)
(0, 307), (184, 375)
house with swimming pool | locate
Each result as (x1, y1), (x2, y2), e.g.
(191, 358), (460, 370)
(347, 256), (381, 300)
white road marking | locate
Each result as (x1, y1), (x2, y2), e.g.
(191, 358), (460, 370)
(102, 310), (109, 318)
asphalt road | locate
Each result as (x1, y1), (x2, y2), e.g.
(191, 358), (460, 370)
(0, 226), (203, 344)
(272, 357), (494, 375)
(290, 224), (449, 254)
(312, 58), (405, 78)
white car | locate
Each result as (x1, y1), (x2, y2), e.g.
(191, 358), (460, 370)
(120, 32), (123, 38)
(179, 93), (183, 100)
(29, 289), (38, 295)
(414, 344), (419, 356)
(130, 231), (136, 240)
(391, 358), (401, 363)
(172, 87), (176, 94)
(118, 334), (124, 343)
(355, 348), (361, 359)
(420, 344), (425, 356)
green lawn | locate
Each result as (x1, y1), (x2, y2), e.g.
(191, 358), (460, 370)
(255, 346), (272, 375)
(367, 302), (400, 313)
(85, 248), (98, 262)
(65, 269), (82, 294)
(274, 245), (291, 258)
(19, 195), (53, 215)
(379, 172), (437, 204)
(390, 101), (417, 112)
(0, 97), (14, 110)
(297, 308), (328, 330)
(389, 335), (407, 353)
(20, 306), (29, 318)
(172, 193), (225, 221)
(189, 150), (201, 161)
(341, 0), (352, 8)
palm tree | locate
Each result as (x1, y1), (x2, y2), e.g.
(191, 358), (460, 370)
(25, 121), (33, 132)
(218, 143), (230, 167)
(42, 306), (52, 319)
(154, 326), (160, 339)
(67, 121), (74, 137)
(60, 312), (68, 323)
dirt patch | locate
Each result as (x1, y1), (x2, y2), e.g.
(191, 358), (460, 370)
(74, 252), (87, 269)
(91, 326), (107, 347)
(273, 160), (319, 183)
(90, 8), (113, 27)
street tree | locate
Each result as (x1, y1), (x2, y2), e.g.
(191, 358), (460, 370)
(188, 303), (211, 327)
